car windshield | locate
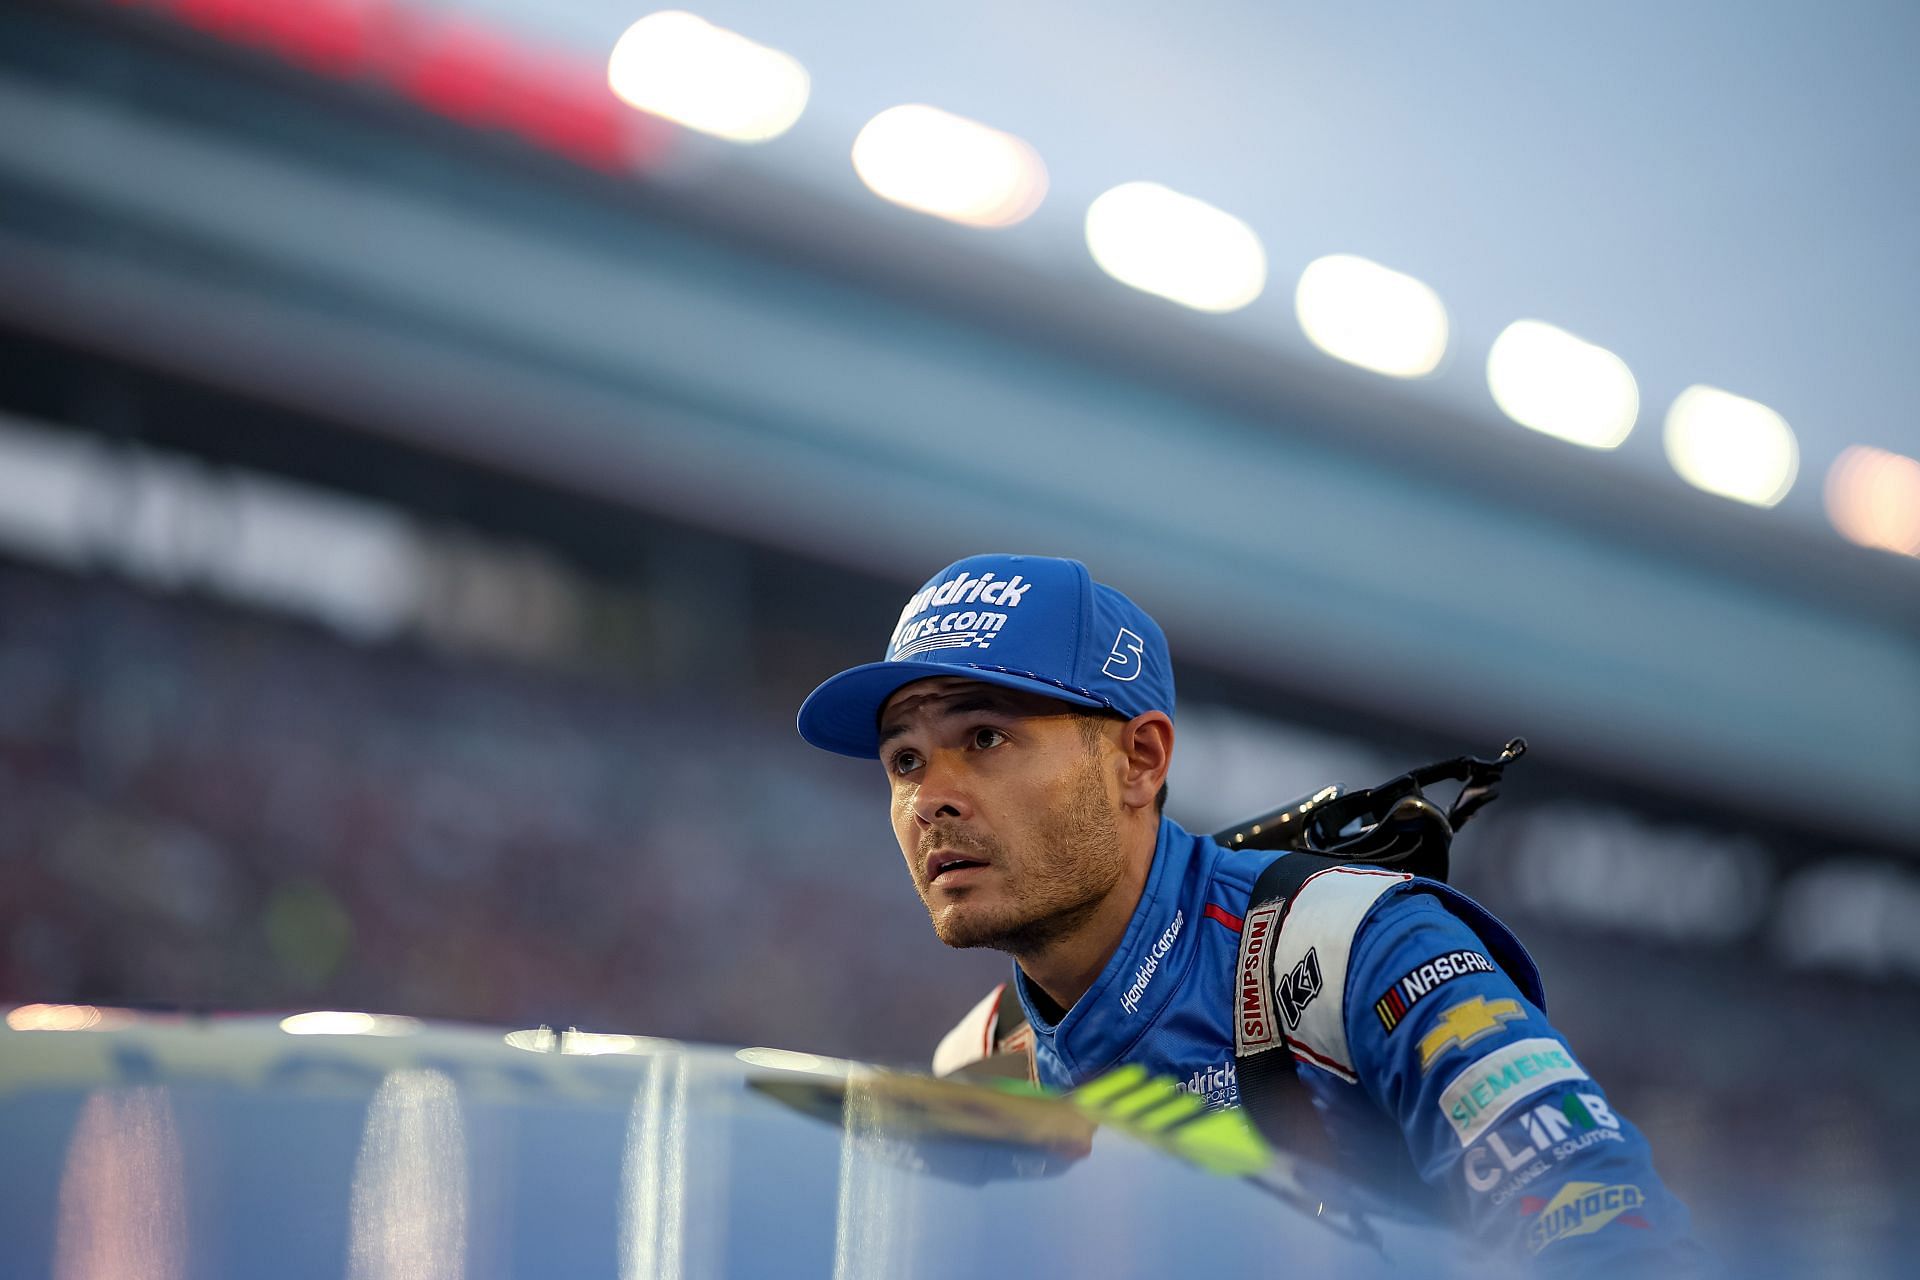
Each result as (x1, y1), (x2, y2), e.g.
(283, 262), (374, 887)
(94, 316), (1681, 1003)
(0, 1015), (1500, 1278)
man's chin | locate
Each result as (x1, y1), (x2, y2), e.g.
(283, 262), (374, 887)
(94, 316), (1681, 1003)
(929, 912), (1002, 951)
(927, 900), (1024, 952)
(928, 898), (1088, 955)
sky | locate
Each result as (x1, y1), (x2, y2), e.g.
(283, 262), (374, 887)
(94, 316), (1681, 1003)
(454, 0), (1920, 540)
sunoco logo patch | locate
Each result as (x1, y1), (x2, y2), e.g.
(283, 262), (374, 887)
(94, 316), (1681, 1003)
(1522, 1181), (1650, 1253)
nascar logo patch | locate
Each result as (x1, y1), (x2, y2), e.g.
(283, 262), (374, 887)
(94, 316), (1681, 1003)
(1374, 948), (1497, 1032)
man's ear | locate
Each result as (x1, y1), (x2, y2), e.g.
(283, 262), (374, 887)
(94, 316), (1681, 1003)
(1118, 712), (1173, 812)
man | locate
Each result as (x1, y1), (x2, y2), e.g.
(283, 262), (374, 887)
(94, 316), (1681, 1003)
(797, 553), (1701, 1274)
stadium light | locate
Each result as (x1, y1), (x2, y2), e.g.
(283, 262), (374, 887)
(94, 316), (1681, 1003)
(561, 1031), (680, 1055)
(1486, 320), (1638, 448)
(1295, 255), (1449, 378)
(1664, 385), (1798, 507)
(1084, 182), (1267, 313)
(1826, 445), (1920, 557)
(851, 105), (1048, 228)
(505, 1028), (560, 1053)
(735, 1046), (859, 1075)
(607, 11), (809, 143)
(279, 1011), (422, 1036)
(6, 1003), (124, 1032)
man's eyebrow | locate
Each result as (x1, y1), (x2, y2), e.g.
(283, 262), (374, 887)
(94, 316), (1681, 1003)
(877, 693), (1021, 745)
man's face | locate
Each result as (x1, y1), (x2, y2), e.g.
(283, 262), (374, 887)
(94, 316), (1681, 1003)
(878, 677), (1125, 954)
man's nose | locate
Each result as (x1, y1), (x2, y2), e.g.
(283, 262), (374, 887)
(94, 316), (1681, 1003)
(912, 752), (972, 826)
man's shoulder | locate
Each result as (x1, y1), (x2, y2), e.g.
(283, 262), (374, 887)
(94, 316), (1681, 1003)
(1267, 867), (1546, 1078)
(1282, 866), (1531, 959)
(1168, 819), (1275, 904)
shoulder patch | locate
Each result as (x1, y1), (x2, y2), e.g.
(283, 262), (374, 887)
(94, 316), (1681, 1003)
(1439, 1037), (1588, 1147)
(932, 983), (1005, 1077)
(1277, 947), (1323, 1030)
(1234, 902), (1286, 1053)
(1417, 995), (1527, 1072)
(1374, 948), (1497, 1033)
(1269, 867), (1412, 1083)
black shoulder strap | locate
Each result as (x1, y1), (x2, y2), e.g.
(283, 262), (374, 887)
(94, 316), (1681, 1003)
(1231, 852), (1353, 1161)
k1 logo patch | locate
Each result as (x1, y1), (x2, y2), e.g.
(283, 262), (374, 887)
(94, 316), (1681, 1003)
(1276, 946), (1323, 1031)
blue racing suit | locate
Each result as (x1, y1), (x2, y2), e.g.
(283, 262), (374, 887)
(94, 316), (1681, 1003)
(933, 816), (1701, 1274)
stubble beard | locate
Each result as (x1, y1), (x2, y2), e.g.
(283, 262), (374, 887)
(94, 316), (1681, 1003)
(919, 753), (1124, 958)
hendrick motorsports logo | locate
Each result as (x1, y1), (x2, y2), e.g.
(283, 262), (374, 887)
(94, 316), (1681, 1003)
(1174, 1061), (1239, 1109)
(889, 571), (1033, 659)
(1522, 1181), (1650, 1253)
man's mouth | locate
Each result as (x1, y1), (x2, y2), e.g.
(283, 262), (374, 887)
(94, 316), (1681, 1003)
(927, 851), (991, 885)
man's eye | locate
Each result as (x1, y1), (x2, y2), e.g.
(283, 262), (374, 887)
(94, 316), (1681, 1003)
(889, 750), (921, 776)
(972, 727), (1007, 750)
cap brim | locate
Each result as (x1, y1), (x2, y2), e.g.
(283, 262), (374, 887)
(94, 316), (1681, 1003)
(796, 660), (1108, 759)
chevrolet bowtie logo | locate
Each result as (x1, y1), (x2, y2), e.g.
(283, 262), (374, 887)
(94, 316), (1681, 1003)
(1418, 996), (1524, 1071)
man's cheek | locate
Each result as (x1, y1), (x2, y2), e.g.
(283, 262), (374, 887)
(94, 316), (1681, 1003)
(888, 795), (920, 874)
(888, 783), (915, 830)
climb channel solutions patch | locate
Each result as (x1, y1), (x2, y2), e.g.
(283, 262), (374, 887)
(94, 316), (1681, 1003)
(1438, 1037), (1589, 1146)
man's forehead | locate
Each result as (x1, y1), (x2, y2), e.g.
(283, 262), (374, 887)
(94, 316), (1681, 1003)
(879, 677), (1074, 723)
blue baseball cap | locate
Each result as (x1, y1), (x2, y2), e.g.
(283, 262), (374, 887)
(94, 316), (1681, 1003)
(796, 553), (1175, 759)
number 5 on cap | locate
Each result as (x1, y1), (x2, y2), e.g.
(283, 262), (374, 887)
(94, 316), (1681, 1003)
(1104, 628), (1146, 681)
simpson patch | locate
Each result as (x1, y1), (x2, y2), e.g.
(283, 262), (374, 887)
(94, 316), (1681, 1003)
(1234, 902), (1286, 1054)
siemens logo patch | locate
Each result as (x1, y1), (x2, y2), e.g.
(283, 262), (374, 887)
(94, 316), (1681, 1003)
(1439, 1037), (1590, 1147)
(889, 571), (1033, 659)
(1374, 949), (1496, 1032)
(1120, 910), (1183, 1015)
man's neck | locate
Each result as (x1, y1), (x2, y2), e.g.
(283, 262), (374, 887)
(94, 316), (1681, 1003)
(1015, 815), (1160, 1015)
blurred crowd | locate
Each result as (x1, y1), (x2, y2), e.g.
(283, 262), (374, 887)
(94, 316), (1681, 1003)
(0, 561), (1003, 1060)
